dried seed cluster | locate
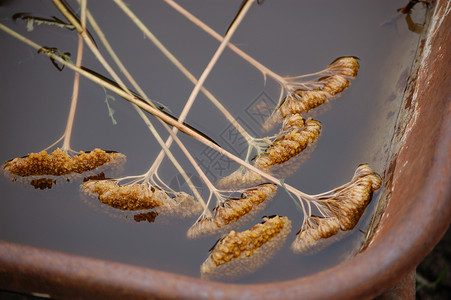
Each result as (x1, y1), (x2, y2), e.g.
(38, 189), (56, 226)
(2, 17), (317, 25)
(216, 166), (264, 189)
(263, 57), (359, 131)
(3, 148), (125, 177)
(279, 57), (359, 117)
(82, 179), (202, 217)
(291, 164), (381, 254)
(200, 215), (291, 280)
(82, 180), (167, 210)
(322, 164), (381, 231)
(219, 58), (356, 187)
(187, 183), (277, 239)
(291, 216), (340, 254)
(256, 116), (321, 168)
(328, 56), (360, 78)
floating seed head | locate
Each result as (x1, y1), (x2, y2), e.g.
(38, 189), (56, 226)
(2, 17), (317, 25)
(3, 148), (125, 177)
(200, 215), (291, 281)
(328, 56), (360, 78)
(256, 117), (321, 168)
(280, 91), (329, 118)
(82, 179), (201, 218)
(81, 180), (167, 210)
(216, 166), (264, 189)
(322, 164), (382, 231)
(187, 183), (277, 239)
(291, 216), (340, 255)
(213, 197), (254, 228)
(318, 75), (350, 96)
(160, 192), (203, 218)
(263, 56), (360, 131)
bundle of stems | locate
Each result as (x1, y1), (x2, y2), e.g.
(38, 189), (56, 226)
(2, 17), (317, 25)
(0, 0), (381, 257)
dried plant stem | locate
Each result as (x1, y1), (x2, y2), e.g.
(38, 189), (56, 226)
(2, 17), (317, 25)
(144, 0), (256, 214)
(77, 2), (205, 207)
(147, 0), (255, 172)
(44, 0), (87, 154)
(164, 0), (284, 84)
(0, 23), (315, 203)
(179, 0), (256, 124)
(164, 0), (329, 103)
(113, 0), (255, 146)
(79, 0), (254, 211)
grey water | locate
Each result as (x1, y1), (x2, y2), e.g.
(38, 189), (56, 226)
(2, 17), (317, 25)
(0, 0), (427, 283)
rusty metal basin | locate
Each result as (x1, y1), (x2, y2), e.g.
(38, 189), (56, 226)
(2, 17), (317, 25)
(1, 1), (450, 299)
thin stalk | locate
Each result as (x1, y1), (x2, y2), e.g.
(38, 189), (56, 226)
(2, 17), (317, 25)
(113, 0), (254, 144)
(164, 0), (285, 84)
(52, 0), (131, 103)
(179, 0), (256, 124)
(60, 0), (86, 153)
(135, 107), (207, 209)
(143, 0), (255, 178)
(81, 4), (205, 206)
(0, 23), (315, 201)
(165, 0), (334, 108)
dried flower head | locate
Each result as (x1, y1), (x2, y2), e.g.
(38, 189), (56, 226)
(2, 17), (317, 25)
(263, 56), (360, 131)
(256, 117), (321, 168)
(82, 178), (202, 218)
(328, 56), (360, 78)
(318, 75), (350, 96)
(82, 180), (167, 210)
(291, 216), (340, 254)
(162, 192), (203, 218)
(322, 164), (382, 231)
(3, 148), (125, 177)
(279, 91), (329, 118)
(187, 183), (277, 239)
(216, 166), (264, 189)
(200, 215), (291, 280)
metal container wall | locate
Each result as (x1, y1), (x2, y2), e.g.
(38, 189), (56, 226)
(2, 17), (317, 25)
(0, 0), (450, 299)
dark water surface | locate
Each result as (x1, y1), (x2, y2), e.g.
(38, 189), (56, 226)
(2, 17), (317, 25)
(0, 0), (427, 283)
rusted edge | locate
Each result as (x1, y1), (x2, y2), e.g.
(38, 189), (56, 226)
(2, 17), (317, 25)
(0, 1), (450, 299)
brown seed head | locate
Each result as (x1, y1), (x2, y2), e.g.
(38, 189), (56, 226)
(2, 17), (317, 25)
(201, 215), (291, 280)
(328, 56), (360, 78)
(291, 216), (340, 254)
